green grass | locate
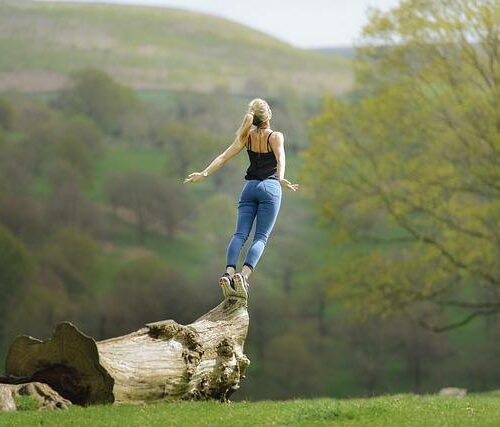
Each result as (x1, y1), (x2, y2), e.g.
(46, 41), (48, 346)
(1, 395), (500, 426)
(12, 395), (39, 412)
(0, 0), (352, 96)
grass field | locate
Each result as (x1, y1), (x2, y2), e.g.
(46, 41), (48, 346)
(0, 0), (352, 95)
(2, 395), (500, 426)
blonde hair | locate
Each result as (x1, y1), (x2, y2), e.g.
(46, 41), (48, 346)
(235, 98), (272, 144)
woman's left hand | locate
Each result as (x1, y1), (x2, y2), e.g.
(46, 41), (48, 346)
(183, 172), (206, 184)
(280, 178), (300, 192)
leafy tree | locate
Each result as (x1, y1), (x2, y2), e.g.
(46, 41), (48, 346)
(0, 195), (45, 244)
(10, 100), (61, 179)
(54, 68), (141, 135)
(106, 173), (190, 242)
(267, 208), (316, 297)
(99, 256), (192, 337)
(156, 122), (228, 179)
(45, 180), (101, 233)
(334, 315), (449, 395)
(0, 96), (15, 130)
(5, 102), (67, 188)
(271, 90), (310, 153)
(169, 92), (240, 135)
(0, 225), (32, 354)
(0, 146), (34, 195)
(194, 193), (235, 252)
(154, 180), (193, 238)
(45, 158), (86, 190)
(0, 225), (32, 308)
(303, 0), (500, 331)
(51, 114), (102, 183)
(3, 281), (76, 351)
(261, 329), (325, 398)
(39, 227), (103, 295)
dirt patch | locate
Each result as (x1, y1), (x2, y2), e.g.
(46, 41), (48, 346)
(0, 70), (67, 92)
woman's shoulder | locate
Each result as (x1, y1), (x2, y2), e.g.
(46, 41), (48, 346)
(249, 128), (284, 142)
(269, 130), (284, 142)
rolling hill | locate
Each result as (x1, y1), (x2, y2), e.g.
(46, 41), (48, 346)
(0, 0), (352, 95)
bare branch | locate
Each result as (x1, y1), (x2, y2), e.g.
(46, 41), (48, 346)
(415, 307), (499, 332)
(402, 302), (500, 333)
(436, 299), (500, 309)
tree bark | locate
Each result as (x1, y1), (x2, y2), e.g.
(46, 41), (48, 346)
(0, 382), (72, 411)
(0, 294), (250, 406)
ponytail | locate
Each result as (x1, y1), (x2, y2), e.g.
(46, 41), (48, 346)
(235, 112), (254, 144)
(235, 98), (272, 145)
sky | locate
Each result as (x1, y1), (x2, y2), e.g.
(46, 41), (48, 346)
(38, 0), (401, 48)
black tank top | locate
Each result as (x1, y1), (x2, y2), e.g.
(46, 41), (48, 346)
(244, 131), (279, 181)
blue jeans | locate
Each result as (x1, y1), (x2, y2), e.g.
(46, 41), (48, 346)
(226, 179), (282, 271)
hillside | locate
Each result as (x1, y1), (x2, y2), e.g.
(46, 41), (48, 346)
(314, 46), (356, 58)
(0, 0), (352, 95)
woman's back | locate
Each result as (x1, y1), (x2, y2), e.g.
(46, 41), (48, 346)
(245, 129), (278, 181)
(247, 129), (275, 153)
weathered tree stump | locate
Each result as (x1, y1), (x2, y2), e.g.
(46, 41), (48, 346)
(1, 294), (249, 407)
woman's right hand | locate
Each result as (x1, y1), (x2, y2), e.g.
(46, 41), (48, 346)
(280, 178), (299, 192)
(183, 172), (207, 184)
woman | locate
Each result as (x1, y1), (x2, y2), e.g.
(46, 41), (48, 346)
(184, 98), (299, 299)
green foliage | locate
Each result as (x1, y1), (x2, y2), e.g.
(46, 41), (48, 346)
(0, 195), (44, 244)
(0, 96), (15, 130)
(158, 123), (227, 179)
(0, 97), (103, 193)
(39, 227), (103, 295)
(100, 256), (193, 336)
(194, 193), (235, 251)
(0, 224), (32, 311)
(50, 114), (103, 183)
(105, 172), (191, 242)
(8, 100), (61, 183)
(89, 144), (167, 200)
(0, 224), (32, 354)
(303, 0), (500, 331)
(2, 281), (76, 349)
(55, 68), (141, 135)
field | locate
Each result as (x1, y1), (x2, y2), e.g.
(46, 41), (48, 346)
(2, 395), (500, 426)
(0, 0), (352, 95)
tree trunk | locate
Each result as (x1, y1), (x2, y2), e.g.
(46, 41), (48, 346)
(0, 294), (250, 407)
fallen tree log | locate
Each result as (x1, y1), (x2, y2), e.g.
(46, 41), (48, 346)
(1, 289), (249, 407)
(0, 382), (71, 411)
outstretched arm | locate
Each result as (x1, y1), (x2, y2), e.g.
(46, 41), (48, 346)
(270, 132), (299, 192)
(184, 139), (246, 184)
